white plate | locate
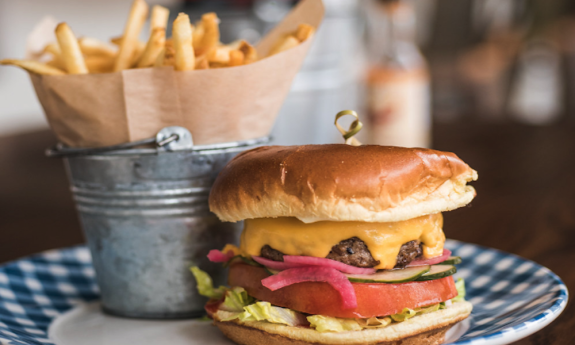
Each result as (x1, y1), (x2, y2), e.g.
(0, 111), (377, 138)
(48, 302), (469, 345)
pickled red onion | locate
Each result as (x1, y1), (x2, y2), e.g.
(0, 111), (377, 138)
(252, 256), (294, 270)
(261, 266), (357, 309)
(283, 256), (376, 275)
(407, 249), (452, 267)
(207, 249), (235, 263)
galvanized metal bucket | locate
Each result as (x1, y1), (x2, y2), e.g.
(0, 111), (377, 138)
(47, 127), (269, 319)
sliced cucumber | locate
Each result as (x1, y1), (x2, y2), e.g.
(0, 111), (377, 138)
(415, 265), (456, 281)
(346, 265), (430, 283)
(439, 256), (462, 265)
(264, 266), (430, 284)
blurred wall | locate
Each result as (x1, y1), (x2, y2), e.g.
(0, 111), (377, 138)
(0, 0), (175, 136)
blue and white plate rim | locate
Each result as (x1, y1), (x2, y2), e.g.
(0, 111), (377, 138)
(446, 239), (568, 344)
(0, 239), (569, 345)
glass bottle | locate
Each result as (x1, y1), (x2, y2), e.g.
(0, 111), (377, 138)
(365, 0), (431, 148)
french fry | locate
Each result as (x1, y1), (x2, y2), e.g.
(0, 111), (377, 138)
(43, 42), (61, 58)
(55, 23), (88, 74)
(42, 43), (65, 69)
(131, 40), (146, 65)
(0, 59), (66, 75)
(154, 48), (166, 67)
(195, 13), (219, 56)
(110, 36), (122, 46)
(85, 55), (115, 73)
(206, 40), (253, 65)
(46, 59), (65, 70)
(295, 23), (315, 42)
(229, 50), (244, 67)
(150, 5), (169, 30)
(78, 37), (116, 58)
(114, 0), (149, 72)
(112, 36), (145, 64)
(172, 13), (195, 71)
(207, 45), (232, 64)
(237, 40), (257, 64)
(268, 35), (300, 56)
(137, 27), (166, 68)
(155, 40), (175, 67)
(195, 54), (209, 69)
(192, 21), (204, 51)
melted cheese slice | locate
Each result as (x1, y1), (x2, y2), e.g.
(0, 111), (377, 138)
(240, 213), (445, 270)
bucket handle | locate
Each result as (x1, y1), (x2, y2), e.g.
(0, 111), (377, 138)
(46, 126), (193, 158)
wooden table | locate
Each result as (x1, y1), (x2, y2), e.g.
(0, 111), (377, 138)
(1, 122), (574, 344)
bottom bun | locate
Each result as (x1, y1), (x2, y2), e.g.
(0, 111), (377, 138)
(213, 301), (472, 345)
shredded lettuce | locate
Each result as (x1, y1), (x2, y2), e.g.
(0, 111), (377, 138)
(416, 303), (440, 314)
(307, 315), (363, 332)
(356, 316), (392, 329)
(439, 301), (447, 309)
(452, 278), (466, 303)
(307, 315), (393, 332)
(390, 308), (417, 322)
(190, 266), (226, 300)
(243, 302), (306, 326)
(221, 287), (255, 312)
(222, 301), (306, 326)
(390, 303), (442, 322)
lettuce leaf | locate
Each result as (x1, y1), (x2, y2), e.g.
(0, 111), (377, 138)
(452, 278), (466, 303)
(220, 287), (255, 312)
(355, 316), (392, 329)
(415, 303), (440, 314)
(243, 302), (306, 326)
(307, 315), (362, 332)
(223, 301), (307, 326)
(390, 303), (441, 322)
(190, 266), (226, 300)
(439, 301), (448, 309)
(390, 308), (417, 322)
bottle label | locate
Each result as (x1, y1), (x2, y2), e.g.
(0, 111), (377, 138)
(367, 68), (430, 148)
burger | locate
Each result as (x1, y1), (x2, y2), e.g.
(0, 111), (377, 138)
(192, 144), (477, 345)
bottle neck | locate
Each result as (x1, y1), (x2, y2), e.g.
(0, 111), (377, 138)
(377, 1), (422, 69)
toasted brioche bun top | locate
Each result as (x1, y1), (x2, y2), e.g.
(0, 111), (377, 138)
(209, 145), (478, 223)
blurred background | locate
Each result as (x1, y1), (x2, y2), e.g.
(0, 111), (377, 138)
(2, 0), (575, 265)
(2, 0), (575, 142)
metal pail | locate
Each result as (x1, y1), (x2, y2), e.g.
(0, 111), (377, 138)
(53, 131), (269, 319)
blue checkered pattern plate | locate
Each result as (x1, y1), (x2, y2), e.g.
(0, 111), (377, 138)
(0, 240), (568, 345)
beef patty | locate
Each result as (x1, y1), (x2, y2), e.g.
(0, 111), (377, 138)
(260, 238), (423, 268)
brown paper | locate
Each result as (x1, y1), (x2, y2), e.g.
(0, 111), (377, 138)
(29, 0), (324, 147)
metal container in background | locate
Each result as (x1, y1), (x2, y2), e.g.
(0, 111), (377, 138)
(50, 128), (268, 319)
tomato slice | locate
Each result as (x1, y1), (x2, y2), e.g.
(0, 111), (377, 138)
(205, 298), (223, 319)
(228, 263), (457, 318)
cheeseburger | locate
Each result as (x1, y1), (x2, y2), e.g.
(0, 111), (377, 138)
(192, 144), (477, 345)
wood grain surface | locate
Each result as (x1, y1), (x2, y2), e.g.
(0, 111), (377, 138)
(0, 122), (573, 344)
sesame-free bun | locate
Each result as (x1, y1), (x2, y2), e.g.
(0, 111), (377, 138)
(209, 145), (477, 223)
(213, 301), (472, 345)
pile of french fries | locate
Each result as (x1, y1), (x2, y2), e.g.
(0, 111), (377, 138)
(0, 0), (315, 76)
